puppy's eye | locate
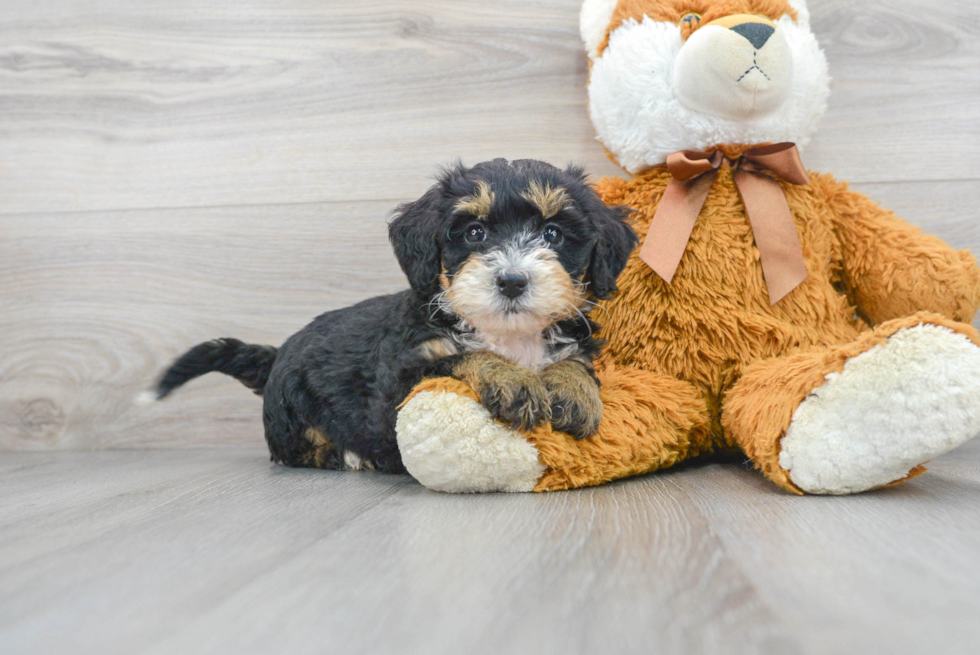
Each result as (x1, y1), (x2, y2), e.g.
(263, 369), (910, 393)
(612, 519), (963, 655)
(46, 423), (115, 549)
(681, 13), (701, 28)
(542, 225), (564, 246)
(464, 223), (487, 244)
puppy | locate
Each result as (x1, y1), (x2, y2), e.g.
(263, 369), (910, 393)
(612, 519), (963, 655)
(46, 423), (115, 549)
(153, 159), (636, 473)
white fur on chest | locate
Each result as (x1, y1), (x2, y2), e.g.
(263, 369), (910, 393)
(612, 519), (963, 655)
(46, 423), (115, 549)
(450, 326), (579, 372)
(455, 330), (549, 372)
(484, 332), (549, 372)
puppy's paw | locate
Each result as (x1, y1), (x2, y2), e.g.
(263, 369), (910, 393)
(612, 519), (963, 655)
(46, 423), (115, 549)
(478, 371), (551, 432)
(542, 362), (603, 440)
(548, 385), (602, 440)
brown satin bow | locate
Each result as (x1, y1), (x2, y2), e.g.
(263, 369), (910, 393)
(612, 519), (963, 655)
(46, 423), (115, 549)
(638, 142), (810, 306)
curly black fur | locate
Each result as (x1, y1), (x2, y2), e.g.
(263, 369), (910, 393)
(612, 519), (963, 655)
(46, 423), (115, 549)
(156, 339), (277, 399)
(154, 159), (636, 473)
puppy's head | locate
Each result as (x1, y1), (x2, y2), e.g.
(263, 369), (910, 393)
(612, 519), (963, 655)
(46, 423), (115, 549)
(388, 159), (636, 337)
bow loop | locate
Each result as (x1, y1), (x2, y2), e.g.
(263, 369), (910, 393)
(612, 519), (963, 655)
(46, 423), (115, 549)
(665, 149), (725, 181)
(736, 143), (810, 186)
(638, 143), (809, 306)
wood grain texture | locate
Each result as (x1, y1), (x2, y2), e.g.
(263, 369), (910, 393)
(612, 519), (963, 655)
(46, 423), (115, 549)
(2, 442), (980, 655)
(0, 0), (978, 215)
(0, 0), (979, 451)
(3, 3), (980, 653)
(0, 202), (406, 450)
(807, 0), (980, 183)
(0, 0), (622, 215)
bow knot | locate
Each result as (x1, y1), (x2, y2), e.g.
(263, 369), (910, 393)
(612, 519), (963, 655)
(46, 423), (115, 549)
(639, 143), (810, 305)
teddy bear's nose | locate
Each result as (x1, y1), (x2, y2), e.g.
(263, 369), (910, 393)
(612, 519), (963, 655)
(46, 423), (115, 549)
(730, 22), (775, 50)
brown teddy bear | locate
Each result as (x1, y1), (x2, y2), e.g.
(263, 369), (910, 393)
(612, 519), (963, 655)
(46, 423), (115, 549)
(394, 0), (980, 495)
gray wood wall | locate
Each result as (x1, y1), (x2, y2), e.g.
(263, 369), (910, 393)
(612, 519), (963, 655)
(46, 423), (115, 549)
(2, 0), (978, 451)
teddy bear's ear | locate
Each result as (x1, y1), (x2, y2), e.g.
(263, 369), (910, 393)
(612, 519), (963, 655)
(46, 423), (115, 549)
(787, 0), (811, 24)
(580, 0), (619, 61)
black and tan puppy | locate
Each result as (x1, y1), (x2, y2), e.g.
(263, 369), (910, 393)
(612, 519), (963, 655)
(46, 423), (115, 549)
(154, 159), (636, 473)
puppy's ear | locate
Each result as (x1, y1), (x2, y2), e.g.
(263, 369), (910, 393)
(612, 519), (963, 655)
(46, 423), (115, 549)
(585, 201), (637, 299)
(388, 185), (446, 295)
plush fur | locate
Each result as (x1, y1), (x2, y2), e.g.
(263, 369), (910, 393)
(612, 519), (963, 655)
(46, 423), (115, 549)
(397, 387), (547, 492)
(154, 159), (636, 471)
(586, 4), (829, 172)
(779, 324), (980, 494)
(395, 0), (980, 495)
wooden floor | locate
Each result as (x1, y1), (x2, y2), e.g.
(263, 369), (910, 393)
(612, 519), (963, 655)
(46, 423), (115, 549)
(1, 0), (978, 451)
(3, 442), (980, 655)
(3, 1), (980, 653)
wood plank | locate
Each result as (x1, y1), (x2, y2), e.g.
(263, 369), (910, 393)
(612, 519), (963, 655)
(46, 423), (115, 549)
(2, 446), (980, 655)
(142, 476), (799, 655)
(0, 201), (405, 451)
(806, 0), (980, 182)
(0, 449), (802, 655)
(0, 0), (977, 215)
(0, 0), (621, 215)
(0, 449), (417, 654)
(679, 438), (980, 655)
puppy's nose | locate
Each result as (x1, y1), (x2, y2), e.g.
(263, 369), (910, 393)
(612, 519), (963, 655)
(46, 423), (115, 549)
(496, 273), (528, 299)
(730, 22), (774, 50)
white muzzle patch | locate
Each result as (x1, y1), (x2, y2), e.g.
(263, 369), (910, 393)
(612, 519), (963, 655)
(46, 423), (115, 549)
(673, 23), (793, 120)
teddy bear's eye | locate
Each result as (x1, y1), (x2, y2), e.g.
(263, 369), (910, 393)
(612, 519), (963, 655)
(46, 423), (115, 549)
(681, 13), (702, 28)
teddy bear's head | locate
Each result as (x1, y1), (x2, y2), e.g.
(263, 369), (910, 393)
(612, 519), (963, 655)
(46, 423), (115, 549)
(581, 0), (830, 173)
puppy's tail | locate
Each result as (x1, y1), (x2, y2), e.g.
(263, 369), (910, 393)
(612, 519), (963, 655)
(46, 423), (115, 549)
(153, 338), (278, 400)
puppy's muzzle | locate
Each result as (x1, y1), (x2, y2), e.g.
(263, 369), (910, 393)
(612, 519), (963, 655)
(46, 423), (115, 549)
(443, 237), (584, 336)
(496, 272), (529, 299)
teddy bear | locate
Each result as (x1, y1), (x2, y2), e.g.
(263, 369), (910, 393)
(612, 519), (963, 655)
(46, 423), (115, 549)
(393, 0), (980, 495)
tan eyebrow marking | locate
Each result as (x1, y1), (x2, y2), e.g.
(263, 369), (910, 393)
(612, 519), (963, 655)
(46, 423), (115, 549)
(454, 181), (495, 216)
(522, 181), (571, 218)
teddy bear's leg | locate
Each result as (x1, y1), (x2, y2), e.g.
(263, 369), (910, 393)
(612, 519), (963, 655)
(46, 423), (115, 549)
(723, 312), (980, 495)
(396, 367), (710, 493)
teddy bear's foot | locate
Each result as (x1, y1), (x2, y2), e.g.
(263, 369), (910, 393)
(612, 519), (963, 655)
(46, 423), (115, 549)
(396, 379), (546, 493)
(779, 324), (980, 495)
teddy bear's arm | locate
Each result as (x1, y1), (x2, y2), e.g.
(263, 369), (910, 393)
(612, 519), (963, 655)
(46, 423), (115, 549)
(816, 174), (980, 325)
